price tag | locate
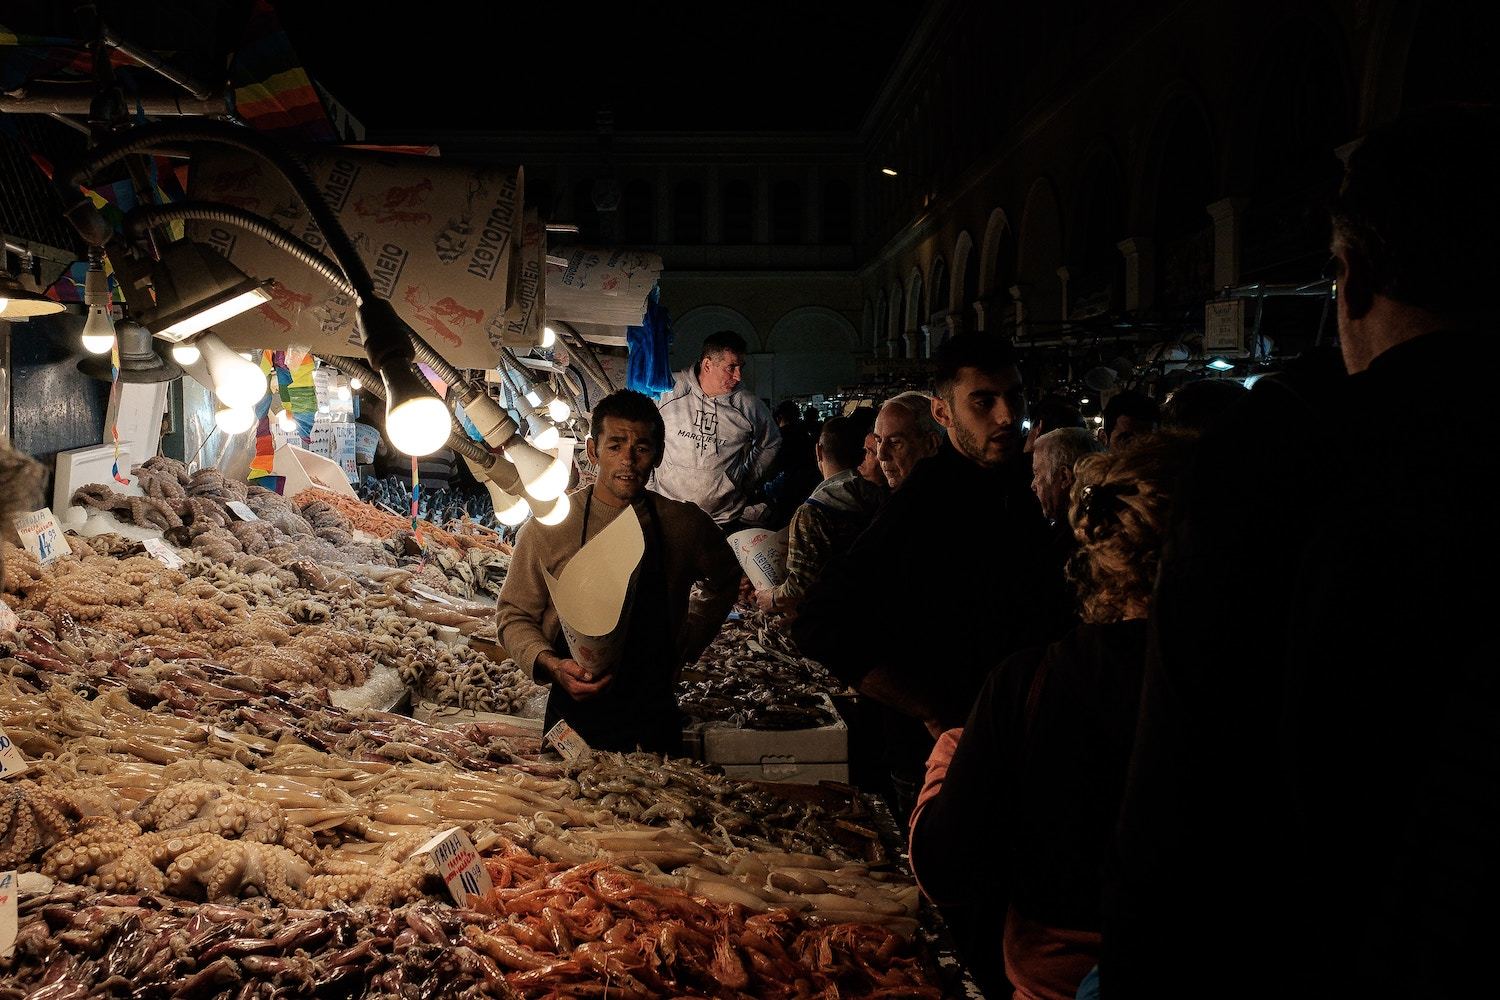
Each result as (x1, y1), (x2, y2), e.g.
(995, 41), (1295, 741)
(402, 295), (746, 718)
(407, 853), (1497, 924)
(409, 582), (454, 606)
(142, 538), (185, 569)
(544, 719), (592, 762)
(226, 501), (259, 521)
(0, 872), (16, 960)
(0, 726), (29, 780)
(12, 508), (66, 566)
(411, 827), (493, 908)
(376, 502), (403, 517)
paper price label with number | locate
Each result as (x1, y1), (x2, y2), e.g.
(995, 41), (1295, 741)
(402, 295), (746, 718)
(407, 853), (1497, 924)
(12, 508), (66, 566)
(1, 872), (16, 959)
(544, 719), (592, 762)
(412, 827), (493, 908)
(142, 538), (185, 569)
(0, 727), (28, 780)
(225, 501), (259, 521)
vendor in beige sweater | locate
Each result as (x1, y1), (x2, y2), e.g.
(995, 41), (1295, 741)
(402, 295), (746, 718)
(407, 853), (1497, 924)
(498, 389), (739, 753)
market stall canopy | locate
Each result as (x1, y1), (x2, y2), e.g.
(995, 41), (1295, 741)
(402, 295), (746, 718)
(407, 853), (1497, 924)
(186, 147), (523, 371)
(545, 247), (661, 328)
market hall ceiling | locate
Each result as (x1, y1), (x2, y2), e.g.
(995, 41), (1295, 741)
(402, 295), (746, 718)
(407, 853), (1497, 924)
(1, 0), (923, 134)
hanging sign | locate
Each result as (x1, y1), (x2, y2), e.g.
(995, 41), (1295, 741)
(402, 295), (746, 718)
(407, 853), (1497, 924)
(12, 509), (66, 566)
(412, 827), (493, 908)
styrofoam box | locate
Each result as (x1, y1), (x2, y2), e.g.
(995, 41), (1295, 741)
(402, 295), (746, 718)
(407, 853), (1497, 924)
(701, 693), (848, 768)
(720, 760), (851, 785)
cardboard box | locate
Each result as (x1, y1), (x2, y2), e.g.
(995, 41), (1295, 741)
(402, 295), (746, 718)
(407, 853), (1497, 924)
(719, 761), (851, 785)
(700, 693), (848, 784)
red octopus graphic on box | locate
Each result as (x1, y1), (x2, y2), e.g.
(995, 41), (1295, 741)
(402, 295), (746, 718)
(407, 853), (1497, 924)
(403, 286), (483, 348)
(257, 284), (314, 335)
(354, 178), (432, 225)
(203, 164), (264, 212)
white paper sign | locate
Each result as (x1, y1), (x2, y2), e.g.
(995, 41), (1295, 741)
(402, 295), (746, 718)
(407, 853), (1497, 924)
(0, 726), (29, 780)
(12, 508), (66, 566)
(544, 719), (592, 762)
(412, 827), (493, 908)
(0, 872), (16, 960)
(0, 599), (18, 634)
(226, 501), (259, 521)
(143, 538), (185, 569)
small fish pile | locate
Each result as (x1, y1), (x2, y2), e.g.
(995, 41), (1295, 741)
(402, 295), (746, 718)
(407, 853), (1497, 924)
(679, 610), (847, 729)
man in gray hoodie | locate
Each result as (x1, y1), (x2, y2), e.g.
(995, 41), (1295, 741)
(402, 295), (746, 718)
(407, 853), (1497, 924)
(655, 331), (781, 528)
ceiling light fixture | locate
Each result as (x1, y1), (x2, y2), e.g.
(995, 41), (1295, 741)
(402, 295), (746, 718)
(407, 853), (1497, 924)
(140, 239), (273, 339)
(215, 405), (255, 435)
(170, 340), (201, 365)
(1207, 357), (1235, 372)
(0, 252), (66, 319)
(77, 320), (183, 383)
(880, 167), (898, 177)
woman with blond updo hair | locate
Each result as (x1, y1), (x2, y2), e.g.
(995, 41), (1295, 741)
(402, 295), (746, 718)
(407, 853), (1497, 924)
(908, 431), (1197, 1000)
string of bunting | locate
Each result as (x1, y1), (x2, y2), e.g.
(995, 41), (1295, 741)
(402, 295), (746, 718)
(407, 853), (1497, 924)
(409, 456), (424, 548)
(107, 336), (130, 486)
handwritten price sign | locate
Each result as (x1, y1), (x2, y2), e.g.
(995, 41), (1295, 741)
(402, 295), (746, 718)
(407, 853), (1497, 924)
(0, 727), (28, 779)
(12, 508), (65, 566)
(412, 828), (493, 908)
(0, 871), (15, 959)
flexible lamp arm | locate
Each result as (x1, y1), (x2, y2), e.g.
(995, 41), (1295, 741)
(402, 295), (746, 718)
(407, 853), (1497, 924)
(128, 199), (531, 454)
(56, 119), (411, 376)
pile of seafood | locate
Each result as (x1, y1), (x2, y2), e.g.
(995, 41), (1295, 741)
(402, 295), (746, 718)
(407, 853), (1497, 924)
(1, 534), (540, 712)
(298, 487), (511, 554)
(1, 844), (940, 998)
(679, 610), (847, 729)
(73, 457), (395, 570)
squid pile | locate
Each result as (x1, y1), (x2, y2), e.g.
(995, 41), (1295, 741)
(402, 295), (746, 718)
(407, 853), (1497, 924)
(679, 610), (846, 729)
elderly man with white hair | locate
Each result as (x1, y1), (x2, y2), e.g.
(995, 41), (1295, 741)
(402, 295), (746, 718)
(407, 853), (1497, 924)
(873, 390), (944, 489)
(1031, 427), (1105, 525)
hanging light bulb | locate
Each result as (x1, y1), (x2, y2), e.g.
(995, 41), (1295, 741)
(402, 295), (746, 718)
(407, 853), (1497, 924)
(318, 402), (331, 414)
(546, 396), (571, 422)
(528, 417), (560, 451)
(523, 388), (542, 408)
(215, 406), (255, 435)
(504, 440), (571, 501)
(277, 408), (296, 433)
(81, 304), (116, 354)
(336, 383), (352, 402)
(170, 340), (201, 366)
(531, 490), (571, 526)
(541, 325), (557, 348)
(382, 363), (450, 456)
(484, 481), (531, 526)
(80, 263), (116, 354)
(197, 333), (270, 408)
(350, 376), (362, 391)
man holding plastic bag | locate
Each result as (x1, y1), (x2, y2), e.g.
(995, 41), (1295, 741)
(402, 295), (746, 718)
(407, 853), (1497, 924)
(498, 390), (739, 753)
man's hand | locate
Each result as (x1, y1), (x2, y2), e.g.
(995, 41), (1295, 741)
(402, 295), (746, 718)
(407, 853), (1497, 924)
(753, 589), (777, 612)
(540, 653), (613, 700)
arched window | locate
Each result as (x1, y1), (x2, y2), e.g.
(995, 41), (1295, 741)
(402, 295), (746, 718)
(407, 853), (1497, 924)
(771, 180), (802, 244)
(622, 179), (654, 245)
(822, 179), (852, 244)
(929, 257), (950, 320)
(673, 179), (704, 244)
(722, 180), (753, 244)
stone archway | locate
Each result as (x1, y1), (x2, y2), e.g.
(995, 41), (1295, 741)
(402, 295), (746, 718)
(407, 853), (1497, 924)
(1016, 178), (1064, 338)
(951, 230), (976, 319)
(765, 306), (860, 400)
